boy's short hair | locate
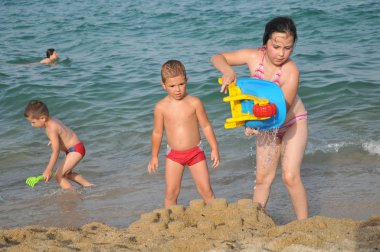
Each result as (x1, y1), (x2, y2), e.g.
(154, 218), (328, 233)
(161, 60), (187, 83)
(24, 100), (49, 119)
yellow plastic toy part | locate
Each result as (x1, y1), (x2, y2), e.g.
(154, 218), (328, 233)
(218, 78), (270, 129)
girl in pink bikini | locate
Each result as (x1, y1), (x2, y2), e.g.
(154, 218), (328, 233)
(211, 16), (308, 220)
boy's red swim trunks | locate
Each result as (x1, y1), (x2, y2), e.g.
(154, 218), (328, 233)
(166, 145), (205, 166)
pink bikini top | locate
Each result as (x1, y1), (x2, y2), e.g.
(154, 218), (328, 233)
(251, 47), (282, 86)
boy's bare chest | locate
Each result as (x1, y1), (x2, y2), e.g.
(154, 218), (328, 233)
(163, 106), (196, 123)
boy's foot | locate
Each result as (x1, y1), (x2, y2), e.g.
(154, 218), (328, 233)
(83, 183), (96, 188)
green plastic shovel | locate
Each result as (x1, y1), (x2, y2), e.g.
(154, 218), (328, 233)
(25, 173), (54, 188)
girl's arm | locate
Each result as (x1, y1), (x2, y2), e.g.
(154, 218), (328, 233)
(211, 49), (256, 93)
(280, 61), (300, 110)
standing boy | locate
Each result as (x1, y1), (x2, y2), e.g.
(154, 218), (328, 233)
(24, 100), (93, 189)
(148, 60), (220, 208)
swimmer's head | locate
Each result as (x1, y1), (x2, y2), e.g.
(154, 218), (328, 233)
(46, 48), (55, 58)
(45, 48), (58, 62)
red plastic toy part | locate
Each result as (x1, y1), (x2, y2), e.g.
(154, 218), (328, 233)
(253, 103), (277, 118)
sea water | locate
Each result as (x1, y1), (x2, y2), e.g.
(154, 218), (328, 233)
(0, 0), (379, 228)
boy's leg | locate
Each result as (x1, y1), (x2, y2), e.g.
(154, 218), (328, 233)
(281, 119), (308, 220)
(165, 158), (185, 208)
(253, 134), (281, 208)
(65, 152), (92, 187)
(66, 171), (93, 187)
(188, 160), (215, 203)
(56, 152), (91, 189)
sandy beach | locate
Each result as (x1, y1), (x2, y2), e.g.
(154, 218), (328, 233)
(1, 198), (379, 252)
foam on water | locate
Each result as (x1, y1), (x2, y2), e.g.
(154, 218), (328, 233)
(362, 141), (380, 156)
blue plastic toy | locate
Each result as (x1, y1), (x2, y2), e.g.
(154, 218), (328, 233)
(219, 78), (286, 130)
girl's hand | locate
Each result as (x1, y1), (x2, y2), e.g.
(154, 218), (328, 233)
(245, 127), (259, 136)
(220, 72), (237, 94)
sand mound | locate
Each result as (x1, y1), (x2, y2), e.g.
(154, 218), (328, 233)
(1, 198), (379, 251)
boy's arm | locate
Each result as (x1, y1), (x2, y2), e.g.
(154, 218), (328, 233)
(148, 104), (164, 173)
(194, 98), (220, 169)
(44, 126), (60, 182)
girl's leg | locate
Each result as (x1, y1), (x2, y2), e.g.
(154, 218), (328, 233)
(281, 119), (308, 220)
(165, 158), (185, 208)
(188, 160), (215, 203)
(253, 133), (281, 208)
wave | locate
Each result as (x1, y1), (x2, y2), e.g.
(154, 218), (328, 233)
(362, 141), (380, 156)
(307, 140), (380, 156)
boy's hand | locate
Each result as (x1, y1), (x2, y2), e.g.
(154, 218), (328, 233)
(211, 150), (220, 169)
(245, 127), (259, 136)
(43, 170), (53, 183)
(148, 157), (159, 174)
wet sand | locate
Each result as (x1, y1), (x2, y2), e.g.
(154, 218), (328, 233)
(1, 198), (379, 252)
